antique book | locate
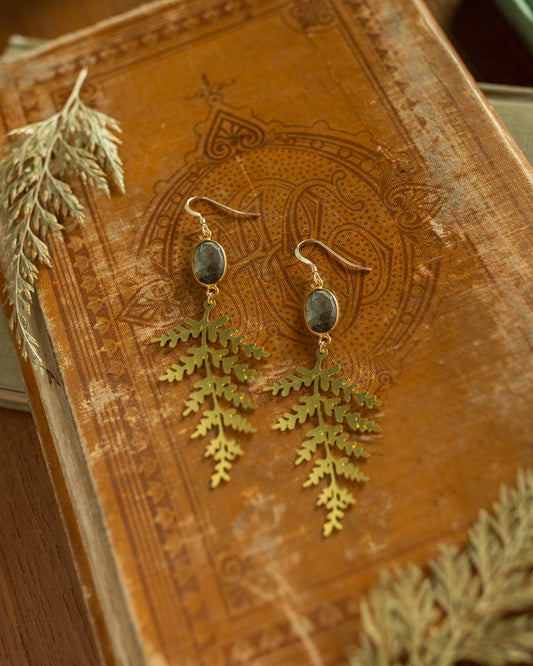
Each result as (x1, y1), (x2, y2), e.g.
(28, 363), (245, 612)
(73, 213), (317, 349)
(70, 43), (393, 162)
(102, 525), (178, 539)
(1, 0), (532, 663)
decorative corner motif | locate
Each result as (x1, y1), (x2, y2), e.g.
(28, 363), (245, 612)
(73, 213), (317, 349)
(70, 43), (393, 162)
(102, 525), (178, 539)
(204, 108), (266, 161)
(120, 272), (179, 328)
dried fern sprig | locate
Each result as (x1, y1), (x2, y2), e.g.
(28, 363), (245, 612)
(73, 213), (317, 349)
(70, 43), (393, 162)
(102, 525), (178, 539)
(351, 470), (533, 666)
(0, 68), (124, 368)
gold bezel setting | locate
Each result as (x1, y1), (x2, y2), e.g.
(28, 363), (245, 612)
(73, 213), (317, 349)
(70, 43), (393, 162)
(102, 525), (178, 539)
(304, 288), (339, 336)
(191, 239), (227, 286)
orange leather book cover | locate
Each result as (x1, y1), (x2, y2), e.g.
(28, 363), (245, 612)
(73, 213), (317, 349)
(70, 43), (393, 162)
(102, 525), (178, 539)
(1, 0), (532, 663)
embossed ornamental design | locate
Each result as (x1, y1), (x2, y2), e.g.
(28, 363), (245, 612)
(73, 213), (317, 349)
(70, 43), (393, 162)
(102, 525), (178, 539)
(135, 99), (442, 387)
(131, 95), (441, 539)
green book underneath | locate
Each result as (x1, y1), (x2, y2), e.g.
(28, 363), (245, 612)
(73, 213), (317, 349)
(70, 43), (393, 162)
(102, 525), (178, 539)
(0, 308), (28, 411)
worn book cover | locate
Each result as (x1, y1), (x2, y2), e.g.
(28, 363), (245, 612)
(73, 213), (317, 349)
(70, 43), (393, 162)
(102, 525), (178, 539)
(1, 0), (532, 663)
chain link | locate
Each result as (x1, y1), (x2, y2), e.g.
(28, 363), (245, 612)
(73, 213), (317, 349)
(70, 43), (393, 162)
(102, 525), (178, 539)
(199, 221), (212, 240)
(206, 285), (219, 304)
(312, 268), (324, 289)
(318, 333), (331, 353)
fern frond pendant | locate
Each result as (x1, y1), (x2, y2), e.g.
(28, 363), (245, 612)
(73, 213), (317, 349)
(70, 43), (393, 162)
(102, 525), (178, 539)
(152, 298), (268, 487)
(266, 348), (381, 536)
(151, 196), (268, 488)
(265, 238), (381, 537)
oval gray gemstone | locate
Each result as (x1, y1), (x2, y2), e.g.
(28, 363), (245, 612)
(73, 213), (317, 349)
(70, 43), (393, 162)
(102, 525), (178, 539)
(305, 289), (338, 334)
(192, 240), (226, 285)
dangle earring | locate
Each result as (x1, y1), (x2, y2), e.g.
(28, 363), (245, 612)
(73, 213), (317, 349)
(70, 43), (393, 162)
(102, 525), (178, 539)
(152, 196), (269, 488)
(264, 239), (382, 537)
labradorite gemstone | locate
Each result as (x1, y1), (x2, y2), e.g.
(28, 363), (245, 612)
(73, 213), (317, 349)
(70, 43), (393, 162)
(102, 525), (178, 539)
(192, 240), (225, 285)
(305, 289), (338, 334)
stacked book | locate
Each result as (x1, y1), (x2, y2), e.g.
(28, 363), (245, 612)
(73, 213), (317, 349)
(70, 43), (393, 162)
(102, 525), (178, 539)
(1, 1), (532, 662)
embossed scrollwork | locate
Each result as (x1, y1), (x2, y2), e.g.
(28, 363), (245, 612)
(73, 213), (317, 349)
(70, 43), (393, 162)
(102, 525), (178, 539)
(384, 182), (442, 231)
(286, 0), (336, 32)
(205, 110), (265, 160)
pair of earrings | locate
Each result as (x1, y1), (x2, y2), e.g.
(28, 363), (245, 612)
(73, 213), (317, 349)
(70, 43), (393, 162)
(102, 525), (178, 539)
(151, 196), (381, 537)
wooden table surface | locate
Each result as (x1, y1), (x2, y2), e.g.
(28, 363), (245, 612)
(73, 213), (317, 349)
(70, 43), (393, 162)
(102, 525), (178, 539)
(0, 1), (532, 663)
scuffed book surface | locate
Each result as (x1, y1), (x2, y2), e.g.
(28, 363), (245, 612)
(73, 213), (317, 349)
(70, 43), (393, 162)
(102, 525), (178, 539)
(0, 0), (532, 664)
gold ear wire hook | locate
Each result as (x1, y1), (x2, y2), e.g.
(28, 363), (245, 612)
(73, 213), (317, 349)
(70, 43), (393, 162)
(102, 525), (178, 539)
(185, 196), (259, 240)
(295, 238), (371, 287)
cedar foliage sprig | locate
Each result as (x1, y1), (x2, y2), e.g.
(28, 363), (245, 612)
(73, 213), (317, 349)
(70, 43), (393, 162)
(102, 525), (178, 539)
(152, 298), (269, 488)
(265, 348), (381, 537)
(0, 68), (124, 368)
(351, 470), (533, 666)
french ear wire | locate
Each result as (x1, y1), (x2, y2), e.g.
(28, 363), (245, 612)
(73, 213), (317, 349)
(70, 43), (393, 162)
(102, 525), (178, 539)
(185, 195), (259, 240)
(295, 238), (371, 285)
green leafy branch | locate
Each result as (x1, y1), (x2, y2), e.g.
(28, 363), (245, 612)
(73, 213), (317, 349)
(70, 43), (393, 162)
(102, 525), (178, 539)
(351, 470), (533, 666)
(265, 349), (381, 537)
(152, 299), (269, 488)
(0, 68), (124, 368)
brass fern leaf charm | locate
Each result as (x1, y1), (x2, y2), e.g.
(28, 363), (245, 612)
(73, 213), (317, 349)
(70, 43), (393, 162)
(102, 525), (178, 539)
(265, 348), (381, 537)
(152, 298), (269, 488)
